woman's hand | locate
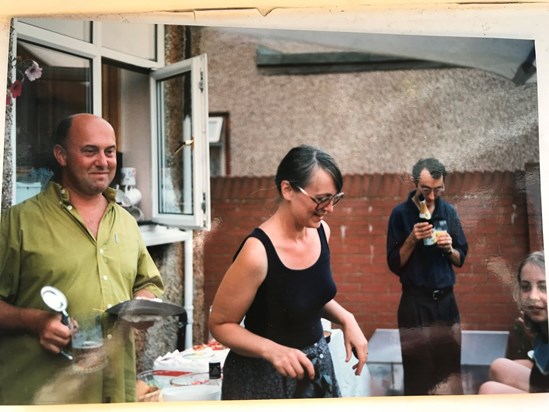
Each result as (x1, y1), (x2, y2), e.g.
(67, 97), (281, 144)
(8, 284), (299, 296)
(323, 300), (369, 375)
(264, 343), (315, 380)
(341, 317), (369, 376)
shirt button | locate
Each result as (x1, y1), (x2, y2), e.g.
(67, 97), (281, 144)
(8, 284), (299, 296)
(99, 248), (104, 255)
(107, 304), (113, 309)
(102, 275), (108, 281)
(107, 334), (113, 340)
(67, 205), (73, 210)
(319, 354), (324, 359)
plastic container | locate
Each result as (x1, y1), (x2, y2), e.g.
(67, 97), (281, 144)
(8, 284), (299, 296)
(170, 372), (210, 387)
(161, 385), (221, 401)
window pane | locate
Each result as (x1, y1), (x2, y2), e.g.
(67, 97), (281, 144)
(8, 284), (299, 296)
(101, 22), (157, 61)
(157, 71), (194, 215)
(14, 41), (91, 203)
(19, 18), (91, 42)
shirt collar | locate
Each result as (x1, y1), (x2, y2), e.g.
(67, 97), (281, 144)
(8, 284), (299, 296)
(47, 181), (117, 204)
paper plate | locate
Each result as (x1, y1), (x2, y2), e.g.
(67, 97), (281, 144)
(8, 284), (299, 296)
(181, 348), (215, 359)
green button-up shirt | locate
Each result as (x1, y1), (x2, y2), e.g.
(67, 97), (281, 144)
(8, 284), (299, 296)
(0, 182), (164, 404)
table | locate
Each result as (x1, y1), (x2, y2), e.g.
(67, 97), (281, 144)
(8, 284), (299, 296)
(153, 331), (371, 399)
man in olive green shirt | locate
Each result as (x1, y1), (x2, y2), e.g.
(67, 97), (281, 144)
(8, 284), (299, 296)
(0, 114), (164, 404)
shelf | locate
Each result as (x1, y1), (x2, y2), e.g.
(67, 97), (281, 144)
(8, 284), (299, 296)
(139, 224), (192, 247)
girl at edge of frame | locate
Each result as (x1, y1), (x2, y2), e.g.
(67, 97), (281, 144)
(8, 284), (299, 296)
(208, 145), (368, 400)
(479, 251), (549, 394)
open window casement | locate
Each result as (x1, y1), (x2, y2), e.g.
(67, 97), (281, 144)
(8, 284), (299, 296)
(10, 20), (211, 236)
(150, 54), (211, 230)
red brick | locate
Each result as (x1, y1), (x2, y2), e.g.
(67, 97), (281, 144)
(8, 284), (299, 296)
(205, 171), (539, 335)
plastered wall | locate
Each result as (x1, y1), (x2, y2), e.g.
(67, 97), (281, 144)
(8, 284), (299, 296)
(199, 27), (539, 176)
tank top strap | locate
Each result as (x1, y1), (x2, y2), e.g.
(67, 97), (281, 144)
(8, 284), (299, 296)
(232, 227), (274, 262)
(233, 226), (327, 262)
(317, 223), (329, 253)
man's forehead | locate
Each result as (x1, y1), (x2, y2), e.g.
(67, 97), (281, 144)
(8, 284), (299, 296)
(418, 168), (444, 183)
(69, 136), (116, 149)
(81, 142), (116, 148)
(68, 116), (115, 141)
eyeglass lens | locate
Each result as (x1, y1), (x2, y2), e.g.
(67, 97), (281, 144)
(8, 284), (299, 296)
(317, 193), (344, 208)
(421, 186), (444, 195)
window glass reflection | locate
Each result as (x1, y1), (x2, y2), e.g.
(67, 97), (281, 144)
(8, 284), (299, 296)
(14, 41), (91, 204)
(19, 18), (91, 42)
(157, 72), (194, 215)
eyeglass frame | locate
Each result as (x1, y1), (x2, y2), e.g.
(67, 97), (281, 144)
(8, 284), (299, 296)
(418, 183), (445, 196)
(294, 185), (344, 210)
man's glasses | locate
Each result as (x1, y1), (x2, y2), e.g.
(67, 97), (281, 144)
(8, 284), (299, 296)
(296, 185), (344, 210)
(419, 184), (445, 196)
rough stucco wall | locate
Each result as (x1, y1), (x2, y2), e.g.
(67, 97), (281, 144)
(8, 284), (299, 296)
(1, 24), (14, 211)
(199, 27), (539, 176)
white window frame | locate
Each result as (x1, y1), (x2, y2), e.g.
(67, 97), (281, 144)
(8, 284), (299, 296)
(149, 54), (211, 230)
(14, 20), (165, 113)
(11, 19), (211, 234)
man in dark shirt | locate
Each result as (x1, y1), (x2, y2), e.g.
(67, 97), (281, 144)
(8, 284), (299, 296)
(387, 158), (468, 395)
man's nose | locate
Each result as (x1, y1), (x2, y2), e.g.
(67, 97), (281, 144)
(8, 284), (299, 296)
(95, 152), (109, 167)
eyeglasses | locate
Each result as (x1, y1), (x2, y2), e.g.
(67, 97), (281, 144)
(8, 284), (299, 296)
(419, 184), (445, 196)
(296, 185), (344, 210)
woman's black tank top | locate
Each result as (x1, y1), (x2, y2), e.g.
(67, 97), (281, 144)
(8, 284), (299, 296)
(234, 224), (337, 348)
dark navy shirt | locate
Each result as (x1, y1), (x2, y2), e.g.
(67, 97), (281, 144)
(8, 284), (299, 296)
(235, 225), (337, 349)
(387, 191), (468, 289)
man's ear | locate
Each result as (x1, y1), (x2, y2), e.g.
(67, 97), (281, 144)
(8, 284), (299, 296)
(53, 144), (67, 167)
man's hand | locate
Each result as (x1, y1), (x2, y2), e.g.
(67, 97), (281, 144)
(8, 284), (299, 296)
(38, 313), (71, 354)
(133, 289), (156, 300)
(435, 230), (453, 252)
(412, 222), (433, 242)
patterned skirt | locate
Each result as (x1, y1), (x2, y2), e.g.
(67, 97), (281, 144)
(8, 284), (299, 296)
(221, 335), (341, 400)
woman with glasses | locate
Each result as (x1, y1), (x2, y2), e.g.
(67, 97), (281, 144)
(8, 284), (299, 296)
(386, 157), (469, 395)
(209, 145), (368, 400)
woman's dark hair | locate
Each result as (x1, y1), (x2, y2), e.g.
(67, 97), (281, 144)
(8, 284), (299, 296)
(412, 158), (447, 183)
(274, 145), (343, 194)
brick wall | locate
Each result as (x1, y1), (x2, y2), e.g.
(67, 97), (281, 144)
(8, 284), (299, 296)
(203, 170), (539, 340)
